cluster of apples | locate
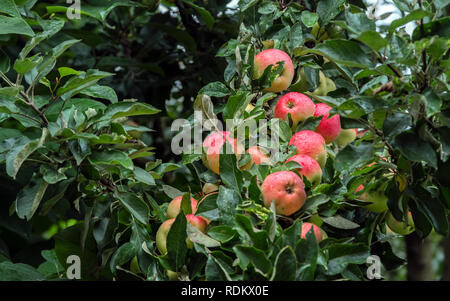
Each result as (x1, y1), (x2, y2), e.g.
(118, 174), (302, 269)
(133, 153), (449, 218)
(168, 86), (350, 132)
(156, 195), (209, 254)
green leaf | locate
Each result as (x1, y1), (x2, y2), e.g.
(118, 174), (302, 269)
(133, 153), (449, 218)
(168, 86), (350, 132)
(182, 0), (214, 29)
(383, 112), (412, 138)
(166, 213), (188, 271)
(217, 186), (241, 225)
(6, 128), (48, 178)
(0, 49), (10, 73)
(0, 15), (34, 36)
(392, 132), (437, 169)
(270, 246), (297, 281)
(308, 39), (374, 68)
(198, 82), (230, 98)
(162, 185), (183, 199)
(46, 1), (140, 22)
(389, 9), (431, 32)
(232, 245), (271, 276)
(16, 176), (48, 221)
(357, 31), (387, 52)
(289, 22), (304, 51)
(335, 142), (374, 173)
(196, 192), (220, 221)
(56, 69), (114, 100)
(219, 143), (244, 192)
(81, 85), (118, 103)
(0, 262), (45, 281)
(109, 242), (137, 273)
(208, 226), (238, 243)
(301, 11), (318, 27)
(408, 186), (449, 236)
(89, 150), (133, 170)
(317, 0), (345, 26)
(325, 243), (370, 275)
(94, 101), (160, 124)
(116, 192), (150, 225)
(322, 215), (360, 229)
(187, 223), (220, 247)
(14, 54), (43, 75)
(134, 166), (155, 186)
(58, 67), (81, 79)
(238, 0), (259, 12)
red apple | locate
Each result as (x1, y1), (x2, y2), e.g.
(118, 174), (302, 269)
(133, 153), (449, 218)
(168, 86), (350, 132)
(166, 195), (198, 219)
(274, 92), (315, 128)
(285, 154), (322, 186)
(314, 103), (341, 144)
(241, 145), (271, 170)
(301, 222), (323, 242)
(202, 131), (244, 174)
(253, 49), (295, 93)
(261, 171), (306, 216)
(288, 130), (327, 167)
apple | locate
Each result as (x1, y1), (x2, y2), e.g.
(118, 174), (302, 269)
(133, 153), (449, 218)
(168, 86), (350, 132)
(166, 195), (198, 219)
(386, 212), (415, 235)
(301, 222), (323, 242)
(253, 49), (295, 93)
(285, 154), (322, 186)
(288, 130), (327, 167)
(261, 171), (306, 216)
(241, 145), (271, 170)
(156, 218), (175, 254)
(314, 103), (341, 144)
(156, 214), (208, 254)
(166, 270), (179, 281)
(202, 131), (244, 175)
(357, 186), (388, 213)
(336, 128), (358, 148)
(274, 92), (315, 128)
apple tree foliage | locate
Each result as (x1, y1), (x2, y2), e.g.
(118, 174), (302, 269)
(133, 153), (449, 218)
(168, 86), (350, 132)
(0, 0), (449, 280)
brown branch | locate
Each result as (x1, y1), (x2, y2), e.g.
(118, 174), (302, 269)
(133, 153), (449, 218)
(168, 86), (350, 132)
(100, 177), (116, 192)
(19, 90), (49, 126)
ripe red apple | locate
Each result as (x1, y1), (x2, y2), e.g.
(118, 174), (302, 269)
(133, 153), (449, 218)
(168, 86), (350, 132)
(301, 222), (323, 242)
(336, 128), (358, 147)
(253, 49), (295, 93)
(314, 103), (341, 144)
(156, 214), (208, 254)
(202, 131), (244, 174)
(285, 154), (322, 186)
(166, 195), (198, 219)
(261, 171), (306, 216)
(241, 145), (271, 170)
(288, 130), (327, 167)
(386, 212), (414, 235)
(274, 92), (315, 128)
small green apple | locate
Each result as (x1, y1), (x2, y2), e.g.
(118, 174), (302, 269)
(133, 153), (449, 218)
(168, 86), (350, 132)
(386, 212), (414, 235)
